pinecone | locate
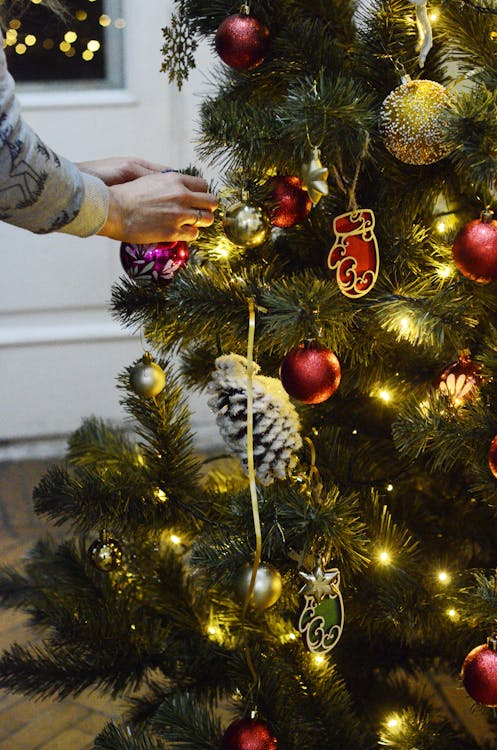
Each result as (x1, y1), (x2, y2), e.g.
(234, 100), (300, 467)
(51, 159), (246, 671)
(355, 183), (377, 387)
(208, 354), (303, 485)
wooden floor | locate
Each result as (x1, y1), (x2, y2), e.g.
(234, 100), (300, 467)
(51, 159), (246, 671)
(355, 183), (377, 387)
(0, 459), (125, 750)
(0, 458), (494, 749)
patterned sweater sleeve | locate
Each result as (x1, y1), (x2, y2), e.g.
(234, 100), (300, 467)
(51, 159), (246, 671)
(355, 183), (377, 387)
(0, 35), (109, 236)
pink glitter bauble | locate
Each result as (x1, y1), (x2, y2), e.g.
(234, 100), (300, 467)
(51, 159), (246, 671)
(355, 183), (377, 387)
(120, 241), (189, 286)
(461, 642), (497, 706)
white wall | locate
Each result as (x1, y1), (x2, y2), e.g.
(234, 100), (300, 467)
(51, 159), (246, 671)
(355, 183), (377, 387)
(0, 1), (218, 458)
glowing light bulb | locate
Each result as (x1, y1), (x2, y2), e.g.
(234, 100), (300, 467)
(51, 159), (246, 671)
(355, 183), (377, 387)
(379, 389), (391, 403)
(208, 626), (216, 635)
(82, 50), (94, 61)
(25, 34), (36, 46)
(379, 550), (391, 564)
(436, 221), (446, 233)
(386, 484), (394, 492)
(99, 14), (111, 26)
(313, 654), (325, 666)
(437, 265), (451, 279)
(288, 632), (296, 640)
(447, 608), (457, 619)
(400, 317), (409, 331)
(15, 43), (26, 54)
(64, 31), (77, 43)
(170, 534), (181, 545)
(438, 570), (450, 584)
(76, 10), (88, 21)
(429, 9), (439, 21)
(87, 39), (101, 52)
(386, 715), (400, 729)
(155, 489), (167, 503)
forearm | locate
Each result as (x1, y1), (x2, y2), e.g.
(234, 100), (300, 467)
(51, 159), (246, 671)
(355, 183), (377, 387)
(0, 34), (108, 237)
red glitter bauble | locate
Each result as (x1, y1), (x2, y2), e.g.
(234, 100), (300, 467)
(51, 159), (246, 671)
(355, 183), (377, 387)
(222, 718), (277, 750)
(488, 435), (497, 479)
(461, 642), (497, 706)
(269, 176), (312, 228)
(280, 341), (341, 404)
(215, 13), (270, 70)
(452, 213), (497, 283)
(435, 353), (481, 407)
(120, 241), (189, 286)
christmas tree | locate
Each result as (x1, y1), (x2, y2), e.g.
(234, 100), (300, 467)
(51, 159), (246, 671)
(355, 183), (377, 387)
(3, 0), (497, 747)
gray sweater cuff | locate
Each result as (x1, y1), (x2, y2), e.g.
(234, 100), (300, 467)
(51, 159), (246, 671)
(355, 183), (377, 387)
(58, 172), (109, 237)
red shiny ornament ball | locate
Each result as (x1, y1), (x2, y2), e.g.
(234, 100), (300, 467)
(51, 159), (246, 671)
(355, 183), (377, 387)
(120, 241), (189, 286)
(488, 435), (497, 479)
(435, 354), (481, 406)
(461, 642), (497, 706)
(280, 342), (341, 404)
(222, 718), (277, 750)
(269, 176), (312, 228)
(452, 215), (497, 283)
(215, 13), (270, 70)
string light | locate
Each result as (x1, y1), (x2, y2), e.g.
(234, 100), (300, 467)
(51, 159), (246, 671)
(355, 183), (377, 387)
(379, 389), (391, 403)
(446, 608), (457, 619)
(386, 483), (394, 492)
(437, 570), (450, 584)
(99, 14), (111, 27)
(379, 550), (391, 565)
(437, 265), (452, 279)
(170, 534), (182, 546)
(312, 654), (326, 666)
(386, 715), (400, 729)
(87, 39), (101, 52)
(154, 488), (167, 503)
(64, 31), (78, 43)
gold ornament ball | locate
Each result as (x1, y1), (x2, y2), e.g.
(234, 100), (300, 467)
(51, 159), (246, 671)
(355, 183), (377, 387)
(380, 79), (453, 165)
(129, 353), (166, 398)
(88, 538), (122, 572)
(222, 201), (270, 248)
(235, 563), (282, 610)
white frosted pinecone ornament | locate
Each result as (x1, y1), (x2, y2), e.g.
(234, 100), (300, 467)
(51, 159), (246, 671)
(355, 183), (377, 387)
(208, 354), (303, 485)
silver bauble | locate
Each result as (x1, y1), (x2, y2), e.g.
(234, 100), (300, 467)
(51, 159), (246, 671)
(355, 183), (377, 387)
(222, 201), (270, 248)
(235, 563), (282, 610)
(130, 352), (166, 398)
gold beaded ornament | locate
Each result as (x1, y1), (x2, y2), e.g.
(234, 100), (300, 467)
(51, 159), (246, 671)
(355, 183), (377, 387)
(379, 77), (453, 165)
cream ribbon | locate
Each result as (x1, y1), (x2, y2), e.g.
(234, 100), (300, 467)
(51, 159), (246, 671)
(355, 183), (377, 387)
(408, 0), (433, 68)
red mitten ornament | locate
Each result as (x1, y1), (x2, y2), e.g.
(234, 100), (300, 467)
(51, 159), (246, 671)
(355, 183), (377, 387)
(452, 209), (497, 283)
(327, 209), (380, 298)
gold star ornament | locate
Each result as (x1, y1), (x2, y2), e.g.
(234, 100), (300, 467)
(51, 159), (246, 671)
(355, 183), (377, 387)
(299, 564), (340, 601)
(301, 147), (329, 205)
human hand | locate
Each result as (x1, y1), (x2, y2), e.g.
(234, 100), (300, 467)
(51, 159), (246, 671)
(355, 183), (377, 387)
(97, 170), (218, 243)
(77, 156), (167, 186)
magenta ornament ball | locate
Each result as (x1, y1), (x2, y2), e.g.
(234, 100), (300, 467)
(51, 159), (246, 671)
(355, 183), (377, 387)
(120, 241), (189, 285)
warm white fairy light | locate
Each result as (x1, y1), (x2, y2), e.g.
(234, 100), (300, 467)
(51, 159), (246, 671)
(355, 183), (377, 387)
(387, 716), (400, 729)
(438, 570), (450, 584)
(437, 265), (452, 279)
(386, 484), (394, 492)
(170, 534), (182, 545)
(379, 389), (391, 403)
(64, 31), (77, 43)
(313, 654), (326, 666)
(379, 550), (391, 565)
(447, 608), (457, 619)
(87, 39), (101, 52)
(429, 9), (439, 21)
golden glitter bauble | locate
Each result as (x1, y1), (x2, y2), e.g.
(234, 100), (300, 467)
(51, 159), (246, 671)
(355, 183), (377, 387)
(379, 78), (453, 165)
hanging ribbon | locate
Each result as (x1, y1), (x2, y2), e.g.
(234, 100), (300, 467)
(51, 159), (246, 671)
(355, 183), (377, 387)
(408, 0), (433, 68)
(243, 297), (263, 618)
